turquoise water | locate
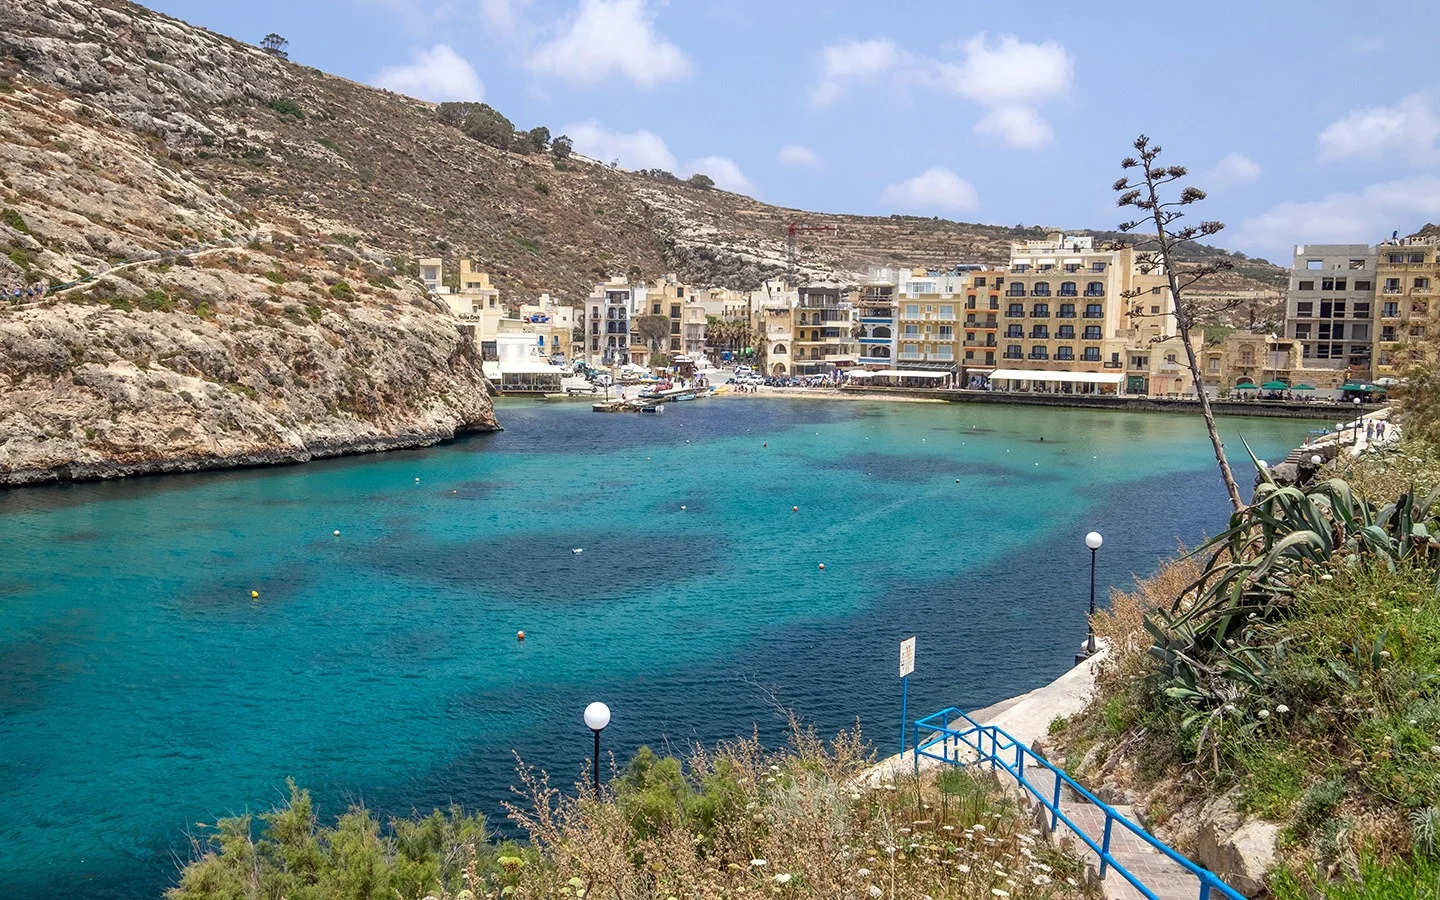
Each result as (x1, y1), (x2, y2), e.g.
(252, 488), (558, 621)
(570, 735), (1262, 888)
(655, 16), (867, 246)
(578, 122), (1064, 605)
(0, 398), (1314, 898)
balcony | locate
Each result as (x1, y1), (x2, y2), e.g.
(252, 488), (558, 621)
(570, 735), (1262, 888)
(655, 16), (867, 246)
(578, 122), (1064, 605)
(1030, 311), (1050, 318)
(963, 340), (997, 348)
(1058, 289), (1078, 297)
(1003, 352), (1023, 360)
(1103, 360), (1123, 368)
(1083, 311), (1104, 319)
(1084, 290), (1106, 298)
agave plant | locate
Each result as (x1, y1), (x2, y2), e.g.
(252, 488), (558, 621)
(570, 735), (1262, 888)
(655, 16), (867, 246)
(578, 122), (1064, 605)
(1144, 444), (1440, 714)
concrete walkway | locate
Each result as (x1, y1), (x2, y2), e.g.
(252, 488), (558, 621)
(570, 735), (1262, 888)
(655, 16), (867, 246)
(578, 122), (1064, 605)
(866, 647), (1225, 900)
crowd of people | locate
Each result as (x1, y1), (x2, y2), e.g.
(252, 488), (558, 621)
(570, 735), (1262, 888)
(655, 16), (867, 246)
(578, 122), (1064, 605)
(4, 279), (48, 302)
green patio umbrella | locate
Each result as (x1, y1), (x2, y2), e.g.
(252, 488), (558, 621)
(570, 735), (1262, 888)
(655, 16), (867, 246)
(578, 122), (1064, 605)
(1293, 384), (1315, 390)
(1261, 380), (1288, 390)
(1339, 383), (1364, 390)
(1235, 381), (1259, 390)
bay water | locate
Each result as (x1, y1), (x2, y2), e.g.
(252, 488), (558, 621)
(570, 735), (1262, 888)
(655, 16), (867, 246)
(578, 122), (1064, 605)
(0, 397), (1316, 898)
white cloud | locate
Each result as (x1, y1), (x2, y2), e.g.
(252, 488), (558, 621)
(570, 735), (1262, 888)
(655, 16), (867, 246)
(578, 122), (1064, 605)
(529, 0), (692, 88)
(881, 167), (979, 213)
(1317, 93), (1440, 164)
(683, 156), (756, 195)
(562, 120), (677, 170)
(373, 44), (484, 102)
(807, 32), (1071, 150)
(1234, 176), (1440, 260)
(935, 33), (1073, 106)
(809, 38), (901, 107)
(777, 144), (823, 168)
(974, 106), (1053, 149)
(478, 0), (530, 31)
(1208, 152), (1262, 184)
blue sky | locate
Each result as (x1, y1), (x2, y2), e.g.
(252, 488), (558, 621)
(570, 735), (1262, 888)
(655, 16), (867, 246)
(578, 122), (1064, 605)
(146, 0), (1440, 264)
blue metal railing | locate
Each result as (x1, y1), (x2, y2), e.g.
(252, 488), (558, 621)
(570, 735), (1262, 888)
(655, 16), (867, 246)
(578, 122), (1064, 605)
(913, 707), (1244, 900)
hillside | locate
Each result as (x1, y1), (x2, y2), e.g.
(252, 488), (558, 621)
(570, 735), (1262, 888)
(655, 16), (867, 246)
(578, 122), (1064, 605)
(0, 0), (1284, 303)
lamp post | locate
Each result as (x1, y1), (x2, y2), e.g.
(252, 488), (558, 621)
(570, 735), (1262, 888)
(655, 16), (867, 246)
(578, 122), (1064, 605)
(583, 701), (610, 796)
(1076, 531), (1103, 665)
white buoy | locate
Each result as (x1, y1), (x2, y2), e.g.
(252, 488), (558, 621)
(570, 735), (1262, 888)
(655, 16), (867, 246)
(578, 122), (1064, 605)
(415, 477), (420, 483)
(333, 530), (341, 536)
(680, 505), (687, 510)
(572, 548), (583, 554)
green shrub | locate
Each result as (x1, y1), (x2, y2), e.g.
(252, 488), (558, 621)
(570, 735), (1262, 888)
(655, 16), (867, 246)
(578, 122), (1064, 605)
(263, 270), (286, 284)
(137, 289), (175, 312)
(268, 97), (304, 119)
(305, 303), (322, 322)
(2, 208), (30, 234)
(328, 281), (354, 300)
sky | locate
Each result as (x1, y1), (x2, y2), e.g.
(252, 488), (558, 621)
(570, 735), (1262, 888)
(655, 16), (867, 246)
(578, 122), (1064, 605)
(143, 0), (1440, 265)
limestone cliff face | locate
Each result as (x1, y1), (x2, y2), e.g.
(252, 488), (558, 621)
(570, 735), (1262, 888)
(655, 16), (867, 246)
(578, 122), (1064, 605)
(0, 255), (498, 485)
(0, 55), (496, 485)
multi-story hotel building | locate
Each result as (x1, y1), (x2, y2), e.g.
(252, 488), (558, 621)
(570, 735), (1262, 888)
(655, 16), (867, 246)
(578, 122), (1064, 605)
(1373, 236), (1439, 380)
(792, 286), (855, 376)
(1283, 244), (1377, 379)
(856, 280), (897, 368)
(585, 276), (636, 366)
(751, 281), (796, 375)
(894, 271), (966, 375)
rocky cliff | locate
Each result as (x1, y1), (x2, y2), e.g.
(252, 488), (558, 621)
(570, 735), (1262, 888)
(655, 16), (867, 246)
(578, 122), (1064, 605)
(0, 64), (496, 485)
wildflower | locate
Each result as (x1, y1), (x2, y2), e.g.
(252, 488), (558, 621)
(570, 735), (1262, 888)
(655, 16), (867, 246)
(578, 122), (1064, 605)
(884, 846), (896, 855)
(1223, 703), (1237, 713)
(867, 887), (883, 899)
(1276, 705), (1290, 714)
(1320, 574), (1333, 582)
(1381, 650), (1392, 659)
(850, 793), (863, 801)
(992, 890), (1010, 898)
(957, 864), (971, 873)
(1066, 877), (1079, 887)
(857, 868), (871, 878)
(750, 859), (767, 868)
(773, 873), (791, 885)
(1257, 709), (1270, 720)
(1029, 828), (1041, 836)
(942, 825), (954, 831)
(1430, 746), (1440, 755)
(1034, 875), (1053, 886)
(972, 824), (986, 833)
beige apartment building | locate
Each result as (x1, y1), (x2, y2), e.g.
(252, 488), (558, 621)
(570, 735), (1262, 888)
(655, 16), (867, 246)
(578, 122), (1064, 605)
(1373, 235), (1440, 380)
(792, 286), (855, 376)
(1283, 244), (1377, 380)
(979, 234), (1195, 395)
(585, 276), (635, 366)
(751, 280), (796, 375)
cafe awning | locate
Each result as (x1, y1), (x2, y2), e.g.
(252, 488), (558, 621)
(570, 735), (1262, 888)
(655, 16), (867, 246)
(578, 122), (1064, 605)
(989, 368), (1124, 385)
(1261, 380), (1288, 390)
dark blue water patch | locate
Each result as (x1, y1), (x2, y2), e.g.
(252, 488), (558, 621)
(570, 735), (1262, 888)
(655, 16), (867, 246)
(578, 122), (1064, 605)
(817, 452), (967, 484)
(449, 480), (515, 501)
(0, 578), (34, 596)
(355, 531), (728, 604)
(173, 564), (321, 616)
(55, 529), (105, 543)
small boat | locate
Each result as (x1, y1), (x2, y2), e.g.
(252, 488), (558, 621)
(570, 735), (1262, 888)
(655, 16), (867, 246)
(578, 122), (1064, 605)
(673, 393), (697, 402)
(640, 404), (664, 413)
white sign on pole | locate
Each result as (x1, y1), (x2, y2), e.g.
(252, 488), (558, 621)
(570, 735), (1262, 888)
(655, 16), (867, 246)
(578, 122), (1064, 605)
(899, 636), (916, 677)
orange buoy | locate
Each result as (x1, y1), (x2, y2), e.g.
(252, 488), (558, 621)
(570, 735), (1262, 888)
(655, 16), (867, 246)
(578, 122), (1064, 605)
(517, 630), (526, 641)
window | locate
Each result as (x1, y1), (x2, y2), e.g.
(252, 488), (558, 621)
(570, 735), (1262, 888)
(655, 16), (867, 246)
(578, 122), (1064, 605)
(1206, 357), (1220, 373)
(1411, 253), (1426, 263)
(1030, 326), (1049, 339)
(1059, 282), (1077, 297)
(1382, 325), (1397, 342)
(938, 326), (953, 340)
(1082, 347), (1101, 361)
(1349, 259), (1367, 270)
(1321, 278), (1334, 290)
(1084, 304), (1103, 318)
(1384, 278), (1401, 294)
(903, 325), (920, 337)
(1389, 253), (1405, 264)
(1414, 301), (1430, 316)
(1064, 263), (1080, 273)
(1354, 302), (1370, 318)
(1056, 346), (1075, 360)
(1083, 325), (1102, 339)
(1307, 259), (1324, 269)
(1006, 325), (1023, 337)
(652, 303), (661, 315)
(1150, 306), (1161, 315)
(973, 277), (986, 287)
(1057, 325), (1075, 338)
(905, 304), (920, 317)
(1032, 282), (1051, 296)
(1032, 303), (1050, 317)
(1411, 325), (1427, 338)
(1293, 323), (1311, 339)
(1416, 277), (1432, 290)
(939, 305), (955, 319)
(1058, 303), (1076, 318)
(1085, 282), (1105, 296)
(1007, 303), (1025, 317)
(1355, 280), (1372, 291)
(670, 304), (681, 318)
(1013, 263), (1030, 273)
(1039, 263), (1054, 272)
(1090, 262), (1107, 273)
(1297, 280), (1315, 291)
(1296, 301), (1313, 316)
(1004, 345), (1023, 359)
(1029, 346), (1049, 360)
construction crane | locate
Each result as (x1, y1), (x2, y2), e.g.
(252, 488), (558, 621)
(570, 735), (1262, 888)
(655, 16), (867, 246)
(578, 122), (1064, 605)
(786, 221), (837, 287)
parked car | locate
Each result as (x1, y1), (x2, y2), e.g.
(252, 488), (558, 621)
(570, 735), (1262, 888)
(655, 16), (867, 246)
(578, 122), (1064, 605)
(590, 373), (613, 387)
